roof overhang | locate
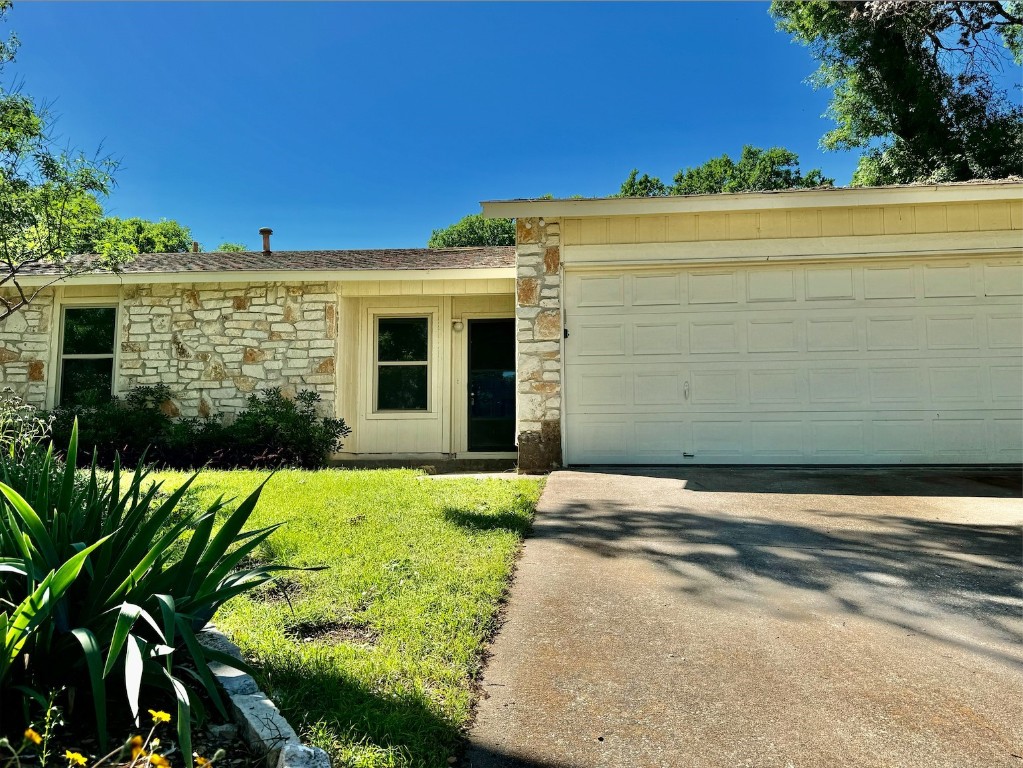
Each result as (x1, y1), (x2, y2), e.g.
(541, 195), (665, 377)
(481, 181), (1023, 219)
(15, 266), (516, 287)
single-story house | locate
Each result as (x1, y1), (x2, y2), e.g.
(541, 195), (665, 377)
(1, 181), (1021, 471)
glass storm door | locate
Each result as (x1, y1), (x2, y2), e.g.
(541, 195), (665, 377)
(467, 319), (516, 452)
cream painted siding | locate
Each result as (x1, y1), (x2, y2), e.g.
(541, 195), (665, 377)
(336, 290), (514, 456)
(562, 201), (1023, 246)
(563, 257), (1023, 465)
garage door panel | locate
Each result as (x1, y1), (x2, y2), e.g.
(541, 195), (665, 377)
(565, 260), (1023, 464)
(689, 320), (739, 353)
(752, 421), (805, 456)
(924, 264), (976, 297)
(811, 420), (867, 458)
(688, 271), (739, 304)
(805, 267), (855, 300)
(691, 420), (746, 458)
(747, 269), (797, 302)
(988, 314), (1023, 348)
(574, 322), (626, 356)
(864, 266), (917, 299)
(992, 419), (1023, 457)
(632, 273), (682, 306)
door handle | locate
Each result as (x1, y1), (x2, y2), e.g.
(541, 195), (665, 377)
(683, 380), (690, 400)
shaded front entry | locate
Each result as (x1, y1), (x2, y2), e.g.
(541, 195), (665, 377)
(468, 318), (516, 452)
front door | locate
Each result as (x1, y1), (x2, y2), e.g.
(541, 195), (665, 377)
(467, 318), (516, 452)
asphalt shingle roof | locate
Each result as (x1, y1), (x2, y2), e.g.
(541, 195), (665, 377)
(24, 246), (516, 275)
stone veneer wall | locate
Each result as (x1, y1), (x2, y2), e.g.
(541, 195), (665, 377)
(0, 290), (55, 408)
(515, 217), (563, 471)
(119, 282), (337, 416)
(0, 282), (338, 417)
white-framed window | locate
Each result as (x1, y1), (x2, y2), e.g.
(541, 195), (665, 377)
(58, 305), (117, 406)
(375, 315), (429, 411)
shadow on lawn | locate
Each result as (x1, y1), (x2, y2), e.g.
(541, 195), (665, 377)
(443, 506), (533, 535)
(269, 663), (570, 767)
(268, 662), (455, 766)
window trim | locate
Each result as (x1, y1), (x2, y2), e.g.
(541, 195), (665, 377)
(373, 314), (431, 413)
(57, 303), (118, 406)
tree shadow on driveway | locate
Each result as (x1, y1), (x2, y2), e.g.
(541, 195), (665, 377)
(530, 469), (1023, 670)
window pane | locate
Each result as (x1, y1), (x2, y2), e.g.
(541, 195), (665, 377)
(377, 365), (428, 410)
(63, 307), (116, 355)
(378, 317), (428, 362)
(60, 358), (114, 407)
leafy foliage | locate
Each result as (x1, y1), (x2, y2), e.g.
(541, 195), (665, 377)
(0, 424), (292, 756)
(617, 145), (833, 197)
(93, 217), (194, 255)
(616, 170), (669, 197)
(216, 242), (247, 252)
(771, 1), (1023, 184)
(427, 213), (514, 248)
(0, 2), (133, 321)
(50, 385), (352, 470)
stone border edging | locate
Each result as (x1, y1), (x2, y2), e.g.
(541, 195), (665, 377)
(199, 627), (331, 768)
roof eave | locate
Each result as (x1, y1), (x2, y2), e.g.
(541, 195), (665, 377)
(481, 181), (1023, 219)
(14, 266), (516, 287)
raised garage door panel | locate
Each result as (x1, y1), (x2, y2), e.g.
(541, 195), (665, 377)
(563, 259), (1023, 465)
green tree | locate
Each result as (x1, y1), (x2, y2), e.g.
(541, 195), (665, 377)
(0, 1), (131, 321)
(94, 216), (193, 254)
(771, 1), (1023, 185)
(217, 241), (247, 252)
(617, 169), (669, 197)
(618, 145), (833, 197)
(428, 213), (515, 248)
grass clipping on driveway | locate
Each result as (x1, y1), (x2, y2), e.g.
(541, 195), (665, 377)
(151, 468), (542, 768)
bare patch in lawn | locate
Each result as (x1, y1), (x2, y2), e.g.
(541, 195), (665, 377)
(285, 619), (380, 647)
(255, 577), (303, 605)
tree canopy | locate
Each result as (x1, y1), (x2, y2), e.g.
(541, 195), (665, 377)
(0, 1), (196, 320)
(617, 145), (834, 197)
(217, 242), (248, 252)
(770, 1), (1023, 185)
(427, 213), (515, 248)
(95, 216), (193, 254)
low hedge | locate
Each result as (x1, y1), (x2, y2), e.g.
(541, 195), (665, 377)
(49, 384), (352, 469)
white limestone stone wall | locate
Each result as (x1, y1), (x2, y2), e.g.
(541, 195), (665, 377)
(0, 290), (55, 408)
(514, 217), (563, 470)
(0, 282), (339, 417)
(118, 282), (337, 416)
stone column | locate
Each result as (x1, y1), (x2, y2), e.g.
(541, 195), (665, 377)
(515, 217), (562, 472)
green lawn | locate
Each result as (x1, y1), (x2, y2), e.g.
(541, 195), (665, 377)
(150, 468), (543, 768)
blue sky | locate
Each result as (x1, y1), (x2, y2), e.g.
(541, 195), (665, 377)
(12, 2), (859, 250)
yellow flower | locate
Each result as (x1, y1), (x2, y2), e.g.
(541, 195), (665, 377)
(65, 752), (88, 767)
(24, 729), (42, 745)
(130, 736), (145, 761)
(149, 710), (172, 724)
(149, 754), (171, 768)
(194, 758), (209, 767)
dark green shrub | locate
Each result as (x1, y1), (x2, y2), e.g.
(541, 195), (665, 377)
(219, 388), (351, 468)
(0, 423), (299, 756)
(49, 384), (175, 467)
(50, 386), (351, 469)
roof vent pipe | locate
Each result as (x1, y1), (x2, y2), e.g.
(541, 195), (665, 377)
(259, 227), (273, 255)
(191, 241), (199, 253)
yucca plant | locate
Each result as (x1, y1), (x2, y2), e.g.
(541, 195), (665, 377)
(0, 421), (300, 757)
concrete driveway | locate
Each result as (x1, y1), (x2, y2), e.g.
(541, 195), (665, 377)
(467, 468), (1023, 768)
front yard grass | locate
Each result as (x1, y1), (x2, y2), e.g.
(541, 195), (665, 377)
(150, 468), (543, 768)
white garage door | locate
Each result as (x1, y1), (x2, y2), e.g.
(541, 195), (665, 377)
(564, 258), (1023, 465)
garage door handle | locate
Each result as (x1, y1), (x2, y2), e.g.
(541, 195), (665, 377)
(684, 380), (690, 400)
